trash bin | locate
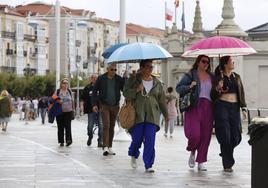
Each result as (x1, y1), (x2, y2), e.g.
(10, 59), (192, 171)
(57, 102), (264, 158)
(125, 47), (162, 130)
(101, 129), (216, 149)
(248, 117), (268, 188)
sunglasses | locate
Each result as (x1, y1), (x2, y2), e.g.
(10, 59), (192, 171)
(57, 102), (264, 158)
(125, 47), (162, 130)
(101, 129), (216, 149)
(110, 68), (117, 71)
(201, 59), (209, 64)
(145, 65), (154, 69)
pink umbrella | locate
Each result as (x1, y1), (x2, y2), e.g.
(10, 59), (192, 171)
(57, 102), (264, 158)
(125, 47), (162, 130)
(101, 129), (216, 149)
(182, 36), (257, 57)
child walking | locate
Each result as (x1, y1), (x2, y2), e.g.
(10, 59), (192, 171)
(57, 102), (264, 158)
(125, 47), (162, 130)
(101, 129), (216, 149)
(165, 87), (178, 138)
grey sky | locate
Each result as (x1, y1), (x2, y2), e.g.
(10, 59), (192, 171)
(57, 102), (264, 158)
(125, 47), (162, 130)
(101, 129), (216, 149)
(2, 0), (268, 32)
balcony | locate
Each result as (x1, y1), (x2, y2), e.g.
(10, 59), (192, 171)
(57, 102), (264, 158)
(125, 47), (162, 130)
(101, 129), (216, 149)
(75, 40), (81, 47)
(0, 66), (16, 73)
(6, 49), (13, 55)
(1, 31), (15, 39)
(24, 34), (36, 42)
(76, 55), (81, 62)
(30, 53), (37, 59)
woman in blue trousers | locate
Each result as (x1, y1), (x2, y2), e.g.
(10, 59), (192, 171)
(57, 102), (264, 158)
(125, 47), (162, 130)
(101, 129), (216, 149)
(123, 59), (168, 173)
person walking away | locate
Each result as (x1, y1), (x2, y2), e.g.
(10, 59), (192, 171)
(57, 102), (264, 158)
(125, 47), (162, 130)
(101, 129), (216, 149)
(32, 98), (39, 119)
(165, 87), (178, 138)
(24, 97), (32, 124)
(123, 59), (168, 173)
(176, 55), (214, 171)
(18, 97), (25, 120)
(211, 55), (247, 173)
(38, 96), (48, 124)
(0, 90), (13, 131)
(81, 74), (103, 147)
(92, 63), (125, 156)
(55, 78), (75, 147)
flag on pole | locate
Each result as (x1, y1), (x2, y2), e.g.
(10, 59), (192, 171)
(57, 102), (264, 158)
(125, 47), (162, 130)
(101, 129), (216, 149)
(165, 7), (173, 21)
(174, 0), (179, 8)
(181, 1), (185, 30)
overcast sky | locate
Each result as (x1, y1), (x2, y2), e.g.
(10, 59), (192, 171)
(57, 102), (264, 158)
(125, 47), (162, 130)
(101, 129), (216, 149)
(2, 0), (268, 32)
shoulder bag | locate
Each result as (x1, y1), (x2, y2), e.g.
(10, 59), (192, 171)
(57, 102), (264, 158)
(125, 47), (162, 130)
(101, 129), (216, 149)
(179, 72), (194, 113)
(118, 99), (136, 130)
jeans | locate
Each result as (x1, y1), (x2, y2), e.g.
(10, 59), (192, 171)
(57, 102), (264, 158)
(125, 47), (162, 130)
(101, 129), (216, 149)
(40, 108), (47, 124)
(87, 112), (103, 144)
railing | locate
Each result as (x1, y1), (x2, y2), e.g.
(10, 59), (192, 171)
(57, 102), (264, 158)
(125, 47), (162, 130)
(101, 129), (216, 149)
(1, 31), (15, 39)
(247, 108), (268, 125)
(0, 66), (16, 73)
(30, 53), (37, 58)
(24, 34), (36, 42)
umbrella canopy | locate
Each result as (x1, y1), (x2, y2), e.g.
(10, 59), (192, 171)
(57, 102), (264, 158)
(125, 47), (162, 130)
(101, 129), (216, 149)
(102, 43), (128, 59)
(182, 36), (257, 57)
(106, 42), (172, 64)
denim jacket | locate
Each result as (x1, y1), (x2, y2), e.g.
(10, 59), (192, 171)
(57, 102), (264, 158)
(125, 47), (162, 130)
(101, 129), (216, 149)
(176, 69), (213, 107)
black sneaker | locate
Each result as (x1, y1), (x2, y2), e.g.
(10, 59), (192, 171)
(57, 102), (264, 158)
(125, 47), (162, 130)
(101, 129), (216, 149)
(103, 147), (109, 156)
(97, 142), (103, 148)
(87, 138), (92, 146)
(103, 151), (109, 156)
(66, 142), (72, 147)
(60, 143), (64, 147)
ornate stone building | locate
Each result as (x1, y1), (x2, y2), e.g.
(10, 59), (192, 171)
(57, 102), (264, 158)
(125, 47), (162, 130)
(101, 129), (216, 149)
(161, 0), (268, 109)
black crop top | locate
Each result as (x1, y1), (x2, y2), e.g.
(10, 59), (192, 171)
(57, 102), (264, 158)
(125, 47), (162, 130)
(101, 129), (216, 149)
(222, 73), (238, 94)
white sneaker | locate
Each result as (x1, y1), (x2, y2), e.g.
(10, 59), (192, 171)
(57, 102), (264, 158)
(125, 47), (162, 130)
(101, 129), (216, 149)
(188, 151), (195, 168)
(130, 156), (137, 169)
(145, 167), (155, 173)
(198, 163), (207, 171)
(103, 147), (109, 156)
(108, 147), (116, 155)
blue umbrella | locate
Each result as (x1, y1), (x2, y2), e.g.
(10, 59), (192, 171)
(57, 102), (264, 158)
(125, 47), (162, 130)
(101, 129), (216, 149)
(106, 42), (172, 64)
(102, 43), (128, 59)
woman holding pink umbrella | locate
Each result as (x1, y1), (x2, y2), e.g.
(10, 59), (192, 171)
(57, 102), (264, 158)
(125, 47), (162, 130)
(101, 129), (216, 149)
(211, 55), (247, 173)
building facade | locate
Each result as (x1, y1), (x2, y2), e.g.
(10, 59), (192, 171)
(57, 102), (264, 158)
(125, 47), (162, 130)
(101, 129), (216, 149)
(0, 5), (49, 76)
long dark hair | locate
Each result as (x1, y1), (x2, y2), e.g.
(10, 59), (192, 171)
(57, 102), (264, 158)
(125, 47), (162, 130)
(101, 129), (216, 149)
(190, 55), (211, 73)
(215, 55), (230, 76)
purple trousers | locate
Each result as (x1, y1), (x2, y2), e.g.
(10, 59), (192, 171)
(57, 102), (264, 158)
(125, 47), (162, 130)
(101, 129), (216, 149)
(184, 98), (213, 163)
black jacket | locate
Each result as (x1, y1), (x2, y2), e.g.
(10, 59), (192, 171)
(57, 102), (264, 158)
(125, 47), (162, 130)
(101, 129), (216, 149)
(211, 72), (247, 108)
(81, 83), (95, 114)
(92, 73), (125, 106)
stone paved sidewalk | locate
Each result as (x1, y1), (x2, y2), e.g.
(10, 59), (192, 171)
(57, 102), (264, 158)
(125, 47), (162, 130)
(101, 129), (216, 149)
(0, 114), (251, 188)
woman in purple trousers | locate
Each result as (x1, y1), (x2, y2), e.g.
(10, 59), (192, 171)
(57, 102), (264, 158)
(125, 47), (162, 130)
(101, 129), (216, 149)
(176, 55), (214, 171)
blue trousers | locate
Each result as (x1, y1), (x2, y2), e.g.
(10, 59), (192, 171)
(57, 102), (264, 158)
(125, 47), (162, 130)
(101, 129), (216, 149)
(128, 122), (157, 169)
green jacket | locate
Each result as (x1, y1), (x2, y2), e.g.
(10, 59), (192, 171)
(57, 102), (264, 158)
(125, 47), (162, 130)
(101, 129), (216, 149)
(123, 73), (168, 130)
(0, 96), (12, 118)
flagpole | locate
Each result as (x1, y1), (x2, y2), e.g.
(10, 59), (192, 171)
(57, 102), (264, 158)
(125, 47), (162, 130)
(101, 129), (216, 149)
(182, 1), (185, 52)
(174, 2), (177, 25)
(165, 1), (167, 29)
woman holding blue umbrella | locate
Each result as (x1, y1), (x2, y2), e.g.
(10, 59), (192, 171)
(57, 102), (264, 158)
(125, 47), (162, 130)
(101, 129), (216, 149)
(123, 59), (168, 173)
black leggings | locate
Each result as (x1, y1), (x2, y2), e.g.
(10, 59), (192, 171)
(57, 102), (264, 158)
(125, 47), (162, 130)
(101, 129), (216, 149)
(214, 100), (241, 169)
(56, 112), (72, 144)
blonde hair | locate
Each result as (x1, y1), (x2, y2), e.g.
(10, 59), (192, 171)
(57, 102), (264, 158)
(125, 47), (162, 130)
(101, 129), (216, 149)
(0, 90), (9, 97)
